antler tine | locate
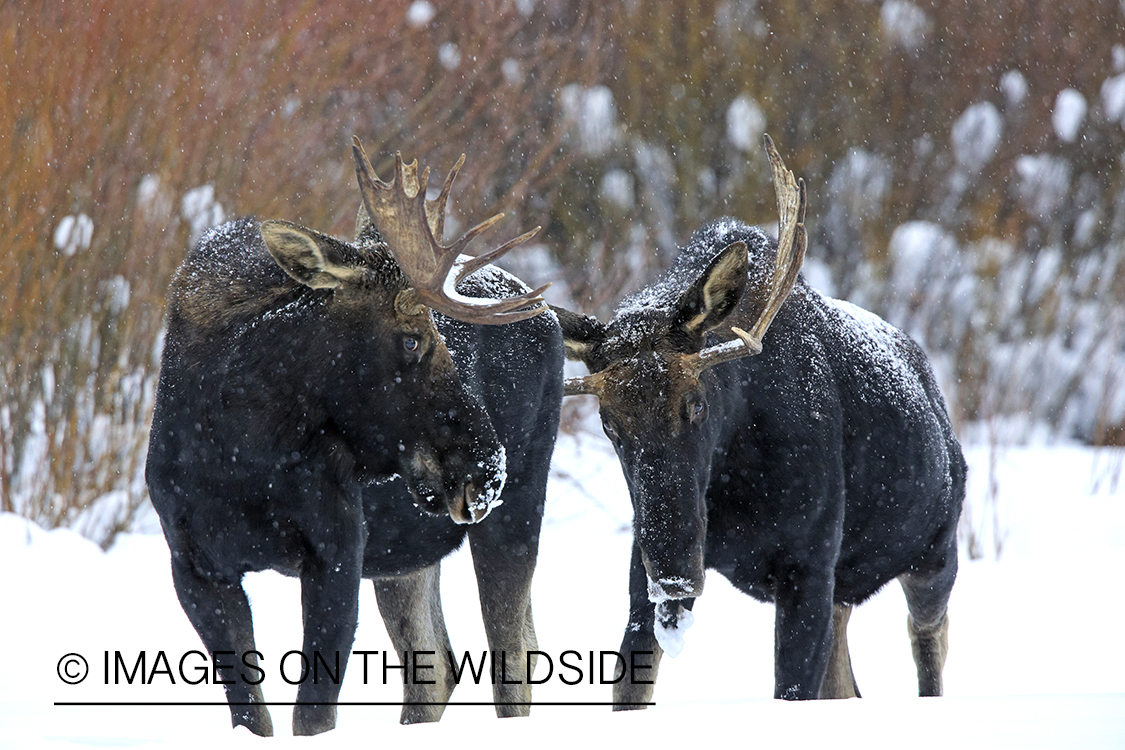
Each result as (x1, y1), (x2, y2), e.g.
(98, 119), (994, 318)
(455, 225), (542, 280)
(425, 153), (465, 242)
(563, 372), (604, 397)
(352, 136), (393, 190)
(687, 134), (807, 375)
(351, 137), (549, 325)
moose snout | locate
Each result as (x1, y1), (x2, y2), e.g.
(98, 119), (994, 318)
(646, 574), (705, 602)
(407, 446), (503, 525)
(640, 545), (706, 602)
(635, 503), (707, 602)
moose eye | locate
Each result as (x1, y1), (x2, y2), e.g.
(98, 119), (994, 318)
(687, 397), (707, 424)
(602, 418), (619, 441)
(403, 336), (420, 352)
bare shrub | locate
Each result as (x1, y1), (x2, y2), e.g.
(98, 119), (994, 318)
(5, 0), (1124, 544)
(0, 0), (603, 544)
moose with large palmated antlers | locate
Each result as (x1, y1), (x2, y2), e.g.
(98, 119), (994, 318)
(146, 139), (562, 735)
(554, 136), (966, 704)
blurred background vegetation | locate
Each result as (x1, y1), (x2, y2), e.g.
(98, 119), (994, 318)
(2, 0), (1123, 547)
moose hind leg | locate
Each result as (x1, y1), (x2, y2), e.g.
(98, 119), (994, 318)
(907, 611), (949, 697)
(469, 529), (539, 718)
(169, 560), (273, 736)
(374, 562), (456, 724)
(819, 604), (861, 699)
(899, 553), (956, 697)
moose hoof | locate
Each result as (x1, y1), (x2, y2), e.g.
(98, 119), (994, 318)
(232, 706), (274, 737)
(293, 703), (337, 736)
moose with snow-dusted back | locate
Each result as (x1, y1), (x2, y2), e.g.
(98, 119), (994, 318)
(554, 136), (965, 705)
(146, 139), (562, 735)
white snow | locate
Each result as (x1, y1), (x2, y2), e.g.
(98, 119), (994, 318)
(1, 431), (1123, 747)
(726, 95), (767, 153)
(887, 221), (953, 293)
(829, 148), (891, 219)
(951, 101), (1002, 172)
(406, 1), (435, 28)
(474, 444), (507, 518)
(438, 43), (460, 71)
(652, 601), (695, 659)
(501, 58), (522, 85)
(1052, 88), (1087, 143)
(1015, 154), (1072, 218)
(1101, 73), (1125, 126)
(559, 85), (619, 157)
(632, 141), (678, 257)
(442, 255), (545, 312)
(1026, 247), (1062, 307)
(824, 297), (932, 420)
(580, 86), (619, 156)
(600, 169), (635, 211)
(880, 0), (931, 51)
(1000, 70), (1029, 107)
(105, 275), (131, 316)
(53, 213), (94, 257)
(281, 95), (300, 119)
(1074, 209), (1099, 247)
(181, 185), (225, 245)
(801, 256), (837, 298)
(137, 174), (174, 224)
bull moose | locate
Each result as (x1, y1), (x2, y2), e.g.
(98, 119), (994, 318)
(146, 139), (562, 735)
(554, 136), (965, 704)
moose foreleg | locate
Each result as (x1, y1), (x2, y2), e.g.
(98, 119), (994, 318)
(292, 504), (365, 737)
(612, 542), (668, 710)
(773, 568), (834, 700)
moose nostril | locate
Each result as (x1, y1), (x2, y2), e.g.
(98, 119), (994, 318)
(468, 483), (489, 523)
(446, 484), (475, 525)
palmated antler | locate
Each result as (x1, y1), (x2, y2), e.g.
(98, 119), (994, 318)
(683, 133), (807, 375)
(351, 136), (549, 324)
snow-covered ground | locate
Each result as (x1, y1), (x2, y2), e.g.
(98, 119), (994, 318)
(2, 426), (1123, 748)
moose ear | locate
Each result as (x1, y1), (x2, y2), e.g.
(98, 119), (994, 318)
(261, 220), (363, 289)
(552, 305), (607, 367)
(672, 241), (749, 339)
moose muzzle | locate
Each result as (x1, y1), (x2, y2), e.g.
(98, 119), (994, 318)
(641, 546), (706, 602)
(406, 444), (506, 525)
